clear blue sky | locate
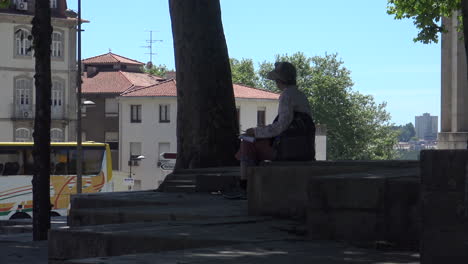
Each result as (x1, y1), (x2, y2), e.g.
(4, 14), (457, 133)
(68, 0), (441, 127)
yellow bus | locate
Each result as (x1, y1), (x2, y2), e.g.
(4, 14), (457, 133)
(0, 142), (112, 220)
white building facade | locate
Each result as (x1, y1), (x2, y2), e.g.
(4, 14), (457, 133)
(119, 81), (326, 191)
(0, 1), (77, 142)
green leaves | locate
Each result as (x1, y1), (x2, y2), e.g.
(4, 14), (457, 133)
(143, 64), (169, 77)
(0, 0), (10, 9)
(392, 122), (416, 142)
(230, 58), (259, 87)
(387, 0), (462, 44)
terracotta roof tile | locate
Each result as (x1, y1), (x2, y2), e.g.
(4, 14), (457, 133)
(82, 52), (144, 65)
(121, 81), (280, 100)
(233, 84), (279, 99)
(82, 71), (162, 94)
(120, 71), (165, 86)
(121, 79), (177, 97)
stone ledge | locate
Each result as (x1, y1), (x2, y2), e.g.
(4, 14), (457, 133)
(248, 161), (419, 220)
(307, 173), (420, 246)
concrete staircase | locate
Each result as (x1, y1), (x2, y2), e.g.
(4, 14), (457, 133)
(47, 166), (420, 264)
(158, 167), (240, 193)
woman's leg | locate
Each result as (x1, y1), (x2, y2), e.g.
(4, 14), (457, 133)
(236, 139), (275, 189)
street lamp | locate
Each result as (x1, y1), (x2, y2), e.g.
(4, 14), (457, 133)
(76, 99), (93, 194)
(128, 155), (145, 191)
(82, 100), (95, 106)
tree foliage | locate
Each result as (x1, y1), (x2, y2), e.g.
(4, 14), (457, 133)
(230, 58), (259, 87)
(233, 52), (399, 160)
(144, 63), (169, 77)
(387, 0), (461, 44)
(387, 0), (468, 79)
(392, 123), (416, 142)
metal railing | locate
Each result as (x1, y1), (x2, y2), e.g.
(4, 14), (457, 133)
(11, 103), (68, 120)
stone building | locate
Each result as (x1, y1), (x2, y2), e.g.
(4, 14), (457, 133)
(81, 52), (164, 169)
(0, 0), (78, 141)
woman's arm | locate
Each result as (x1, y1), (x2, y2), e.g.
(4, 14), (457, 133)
(254, 91), (293, 138)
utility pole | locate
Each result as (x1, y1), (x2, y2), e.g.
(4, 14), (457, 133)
(76, 0), (83, 194)
(141, 30), (162, 66)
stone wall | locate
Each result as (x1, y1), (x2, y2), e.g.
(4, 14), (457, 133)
(420, 150), (468, 263)
(247, 160), (420, 246)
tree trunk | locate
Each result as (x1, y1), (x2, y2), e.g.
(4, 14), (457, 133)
(169, 0), (239, 170)
(462, 0), (468, 78)
(31, 0), (52, 241)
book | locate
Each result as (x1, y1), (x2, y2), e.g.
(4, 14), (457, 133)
(239, 134), (255, 143)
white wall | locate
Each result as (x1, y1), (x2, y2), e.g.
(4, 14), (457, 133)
(315, 135), (326, 161)
(119, 97), (178, 190)
(235, 98), (278, 132)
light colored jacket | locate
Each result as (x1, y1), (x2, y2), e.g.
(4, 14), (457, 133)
(254, 85), (311, 138)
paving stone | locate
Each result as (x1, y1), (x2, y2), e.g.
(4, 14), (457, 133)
(63, 241), (419, 264)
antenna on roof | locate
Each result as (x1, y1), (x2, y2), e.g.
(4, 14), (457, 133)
(141, 30), (162, 67)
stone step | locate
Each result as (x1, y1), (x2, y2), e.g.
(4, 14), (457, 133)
(0, 224), (33, 234)
(163, 185), (197, 193)
(0, 216), (67, 234)
(68, 192), (246, 226)
(160, 171), (240, 193)
(172, 167), (240, 175)
(163, 174), (198, 181)
(49, 217), (301, 262)
(69, 199), (247, 226)
(163, 179), (197, 185)
(70, 191), (221, 210)
(63, 240), (420, 264)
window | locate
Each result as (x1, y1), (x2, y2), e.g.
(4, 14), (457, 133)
(51, 128), (64, 142)
(15, 77), (33, 118)
(0, 149), (23, 176)
(51, 32), (62, 57)
(159, 104), (170, 123)
(51, 79), (64, 119)
(15, 128), (31, 142)
(130, 142), (142, 160)
(51, 80), (63, 108)
(15, 78), (32, 106)
(105, 132), (119, 150)
(257, 107), (266, 127)
(130, 105), (141, 123)
(15, 28), (32, 56)
(50, 0), (57, 8)
(158, 142), (170, 160)
(105, 98), (118, 116)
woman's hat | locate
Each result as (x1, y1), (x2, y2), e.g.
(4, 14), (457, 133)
(266, 62), (297, 83)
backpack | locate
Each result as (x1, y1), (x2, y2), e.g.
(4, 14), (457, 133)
(272, 112), (316, 161)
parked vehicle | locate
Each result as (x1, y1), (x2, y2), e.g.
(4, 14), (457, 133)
(0, 142), (112, 219)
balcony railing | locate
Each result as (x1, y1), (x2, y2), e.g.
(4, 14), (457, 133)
(11, 104), (69, 120)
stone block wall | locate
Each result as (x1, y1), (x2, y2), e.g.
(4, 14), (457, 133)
(420, 150), (468, 263)
(307, 174), (420, 246)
